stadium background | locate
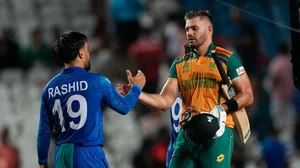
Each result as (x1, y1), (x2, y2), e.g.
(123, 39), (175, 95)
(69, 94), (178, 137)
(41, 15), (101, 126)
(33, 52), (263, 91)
(0, 0), (299, 167)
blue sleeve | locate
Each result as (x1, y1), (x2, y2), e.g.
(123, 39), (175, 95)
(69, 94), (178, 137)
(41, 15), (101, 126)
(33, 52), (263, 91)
(100, 77), (142, 115)
(37, 92), (53, 165)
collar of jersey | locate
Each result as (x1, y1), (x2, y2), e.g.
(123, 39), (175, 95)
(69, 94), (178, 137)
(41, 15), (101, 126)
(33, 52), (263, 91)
(191, 42), (215, 58)
(61, 66), (85, 74)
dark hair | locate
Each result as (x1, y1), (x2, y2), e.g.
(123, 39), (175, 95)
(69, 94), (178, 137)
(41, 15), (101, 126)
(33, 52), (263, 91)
(184, 9), (213, 24)
(53, 31), (87, 64)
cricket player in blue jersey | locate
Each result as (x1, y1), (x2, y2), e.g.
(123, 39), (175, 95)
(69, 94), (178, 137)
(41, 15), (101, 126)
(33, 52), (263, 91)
(166, 94), (183, 168)
(37, 31), (146, 168)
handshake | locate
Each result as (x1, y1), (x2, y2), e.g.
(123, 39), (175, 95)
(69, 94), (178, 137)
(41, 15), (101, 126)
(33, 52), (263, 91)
(118, 70), (146, 96)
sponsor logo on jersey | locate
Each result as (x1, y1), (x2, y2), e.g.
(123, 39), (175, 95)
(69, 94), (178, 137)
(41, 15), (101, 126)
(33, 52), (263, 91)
(182, 77), (217, 90)
(236, 66), (245, 76)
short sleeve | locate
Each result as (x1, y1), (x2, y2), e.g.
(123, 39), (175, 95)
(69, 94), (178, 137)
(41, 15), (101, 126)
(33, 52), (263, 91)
(168, 60), (177, 79)
(227, 53), (246, 79)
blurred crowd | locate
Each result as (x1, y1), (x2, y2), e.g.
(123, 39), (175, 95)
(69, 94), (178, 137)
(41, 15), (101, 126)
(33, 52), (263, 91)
(0, 0), (300, 168)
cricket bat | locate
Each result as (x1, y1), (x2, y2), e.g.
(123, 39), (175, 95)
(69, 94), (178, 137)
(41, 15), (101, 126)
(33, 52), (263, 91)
(211, 50), (251, 144)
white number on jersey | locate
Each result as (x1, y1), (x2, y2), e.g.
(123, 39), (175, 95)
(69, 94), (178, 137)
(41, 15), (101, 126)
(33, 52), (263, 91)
(171, 96), (183, 133)
(52, 94), (87, 132)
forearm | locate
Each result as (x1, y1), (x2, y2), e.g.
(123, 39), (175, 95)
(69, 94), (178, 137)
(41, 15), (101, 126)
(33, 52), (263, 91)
(118, 84), (142, 114)
(37, 132), (51, 165)
(224, 74), (254, 112)
(232, 88), (253, 109)
(139, 92), (170, 111)
(37, 99), (52, 165)
(106, 84), (142, 114)
(222, 89), (253, 112)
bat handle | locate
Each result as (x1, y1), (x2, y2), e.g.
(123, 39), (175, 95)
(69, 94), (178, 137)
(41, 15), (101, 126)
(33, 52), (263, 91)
(227, 85), (236, 98)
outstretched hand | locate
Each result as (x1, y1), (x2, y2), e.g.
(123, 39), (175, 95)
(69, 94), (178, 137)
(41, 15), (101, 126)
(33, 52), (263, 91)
(126, 69), (146, 88)
(118, 70), (146, 96)
(118, 84), (131, 96)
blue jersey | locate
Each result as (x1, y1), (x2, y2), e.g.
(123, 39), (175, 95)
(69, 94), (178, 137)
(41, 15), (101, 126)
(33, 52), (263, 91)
(166, 94), (183, 167)
(37, 67), (142, 165)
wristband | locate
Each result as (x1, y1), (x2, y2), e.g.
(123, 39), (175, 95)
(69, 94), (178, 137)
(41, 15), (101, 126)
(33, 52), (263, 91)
(223, 98), (238, 113)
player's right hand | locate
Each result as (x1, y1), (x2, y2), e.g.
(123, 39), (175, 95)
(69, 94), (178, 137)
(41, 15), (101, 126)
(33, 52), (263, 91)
(118, 84), (131, 96)
(126, 69), (146, 88)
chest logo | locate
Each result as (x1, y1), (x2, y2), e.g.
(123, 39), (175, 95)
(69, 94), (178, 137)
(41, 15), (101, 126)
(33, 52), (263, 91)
(183, 62), (190, 73)
(216, 154), (225, 163)
(209, 62), (216, 70)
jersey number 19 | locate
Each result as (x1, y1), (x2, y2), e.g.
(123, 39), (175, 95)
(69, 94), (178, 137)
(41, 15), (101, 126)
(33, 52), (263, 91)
(52, 94), (87, 132)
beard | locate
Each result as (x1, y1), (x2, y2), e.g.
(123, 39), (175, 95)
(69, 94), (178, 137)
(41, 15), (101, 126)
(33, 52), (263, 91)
(84, 61), (91, 71)
(189, 42), (200, 49)
(188, 32), (207, 49)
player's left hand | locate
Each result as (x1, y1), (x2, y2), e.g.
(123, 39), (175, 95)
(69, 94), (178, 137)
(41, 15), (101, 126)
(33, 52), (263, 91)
(117, 84), (131, 96)
(210, 105), (225, 114)
(210, 105), (227, 139)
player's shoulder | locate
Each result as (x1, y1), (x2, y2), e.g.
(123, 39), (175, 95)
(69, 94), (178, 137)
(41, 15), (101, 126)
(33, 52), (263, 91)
(43, 74), (60, 89)
(86, 72), (106, 79)
(174, 52), (193, 64)
(84, 71), (102, 78)
(214, 46), (237, 63)
(41, 73), (61, 97)
(86, 72), (111, 85)
(215, 46), (233, 56)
